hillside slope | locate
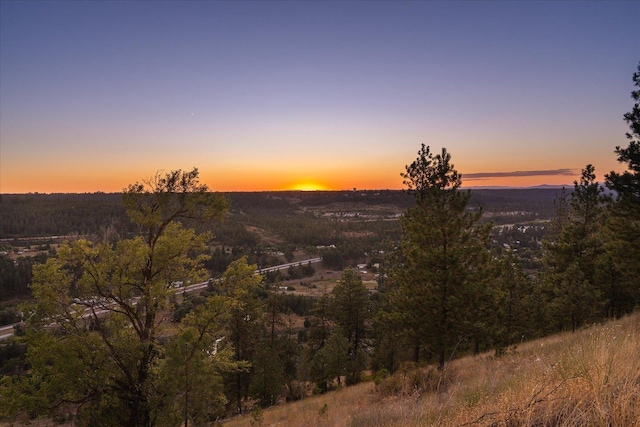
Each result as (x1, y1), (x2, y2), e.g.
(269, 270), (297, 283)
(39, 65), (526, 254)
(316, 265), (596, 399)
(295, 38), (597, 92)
(224, 313), (640, 426)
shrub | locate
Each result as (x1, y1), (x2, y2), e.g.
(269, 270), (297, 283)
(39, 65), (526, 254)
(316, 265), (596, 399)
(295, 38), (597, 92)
(376, 363), (455, 397)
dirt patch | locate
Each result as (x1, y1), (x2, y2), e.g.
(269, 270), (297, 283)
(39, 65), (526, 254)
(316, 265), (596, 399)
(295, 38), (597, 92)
(277, 269), (379, 297)
(300, 202), (404, 221)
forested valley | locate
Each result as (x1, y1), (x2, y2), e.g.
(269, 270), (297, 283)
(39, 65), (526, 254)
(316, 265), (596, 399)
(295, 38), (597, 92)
(0, 187), (557, 306)
(0, 64), (638, 426)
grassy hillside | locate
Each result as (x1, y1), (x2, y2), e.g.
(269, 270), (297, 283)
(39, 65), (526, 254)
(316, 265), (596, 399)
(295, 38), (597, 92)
(223, 313), (640, 427)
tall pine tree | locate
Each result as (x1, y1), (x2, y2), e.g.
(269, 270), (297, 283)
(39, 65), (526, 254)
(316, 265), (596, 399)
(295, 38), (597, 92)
(605, 61), (640, 312)
(331, 268), (370, 385)
(543, 165), (607, 332)
(387, 145), (492, 369)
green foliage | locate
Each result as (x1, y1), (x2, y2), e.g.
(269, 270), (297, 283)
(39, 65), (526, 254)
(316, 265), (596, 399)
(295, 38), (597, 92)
(320, 247), (346, 270)
(156, 295), (234, 426)
(387, 145), (493, 368)
(249, 339), (287, 406)
(0, 193), (131, 239)
(401, 144), (461, 201)
(309, 330), (349, 392)
(375, 362), (453, 397)
(302, 292), (344, 393)
(605, 61), (640, 314)
(331, 268), (370, 385)
(282, 294), (316, 317)
(249, 405), (264, 426)
(285, 262), (315, 280)
(543, 165), (609, 332)
(122, 168), (228, 230)
(0, 306), (22, 326)
(0, 342), (26, 377)
(494, 251), (541, 348)
(248, 289), (299, 406)
(217, 257), (265, 413)
(0, 255), (37, 303)
(307, 293), (332, 351)
(607, 62), (640, 202)
(0, 169), (228, 426)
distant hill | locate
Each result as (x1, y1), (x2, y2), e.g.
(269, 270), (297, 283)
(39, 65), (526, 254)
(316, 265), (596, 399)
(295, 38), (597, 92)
(465, 184), (570, 190)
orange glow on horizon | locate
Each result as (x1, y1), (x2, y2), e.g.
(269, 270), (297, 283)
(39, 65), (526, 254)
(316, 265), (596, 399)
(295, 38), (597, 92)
(0, 173), (582, 194)
(288, 181), (332, 191)
(2, 161), (623, 194)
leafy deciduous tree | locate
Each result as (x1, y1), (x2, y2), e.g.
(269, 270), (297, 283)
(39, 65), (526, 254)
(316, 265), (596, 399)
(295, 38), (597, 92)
(0, 169), (228, 426)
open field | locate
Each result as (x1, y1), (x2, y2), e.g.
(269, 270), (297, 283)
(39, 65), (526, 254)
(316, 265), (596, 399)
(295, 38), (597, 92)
(223, 313), (640, 427)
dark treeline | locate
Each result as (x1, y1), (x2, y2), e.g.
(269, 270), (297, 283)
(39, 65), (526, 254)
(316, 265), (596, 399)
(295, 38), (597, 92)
(0, 193), (131, 238)
(470, 187), (565, 224)
(1, 189), (563, 240)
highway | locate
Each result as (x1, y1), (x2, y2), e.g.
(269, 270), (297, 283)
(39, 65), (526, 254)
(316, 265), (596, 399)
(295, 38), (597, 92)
(257, 257), (322, 273)
(0, 324), (14, 341)
(0, 257), (323, 341)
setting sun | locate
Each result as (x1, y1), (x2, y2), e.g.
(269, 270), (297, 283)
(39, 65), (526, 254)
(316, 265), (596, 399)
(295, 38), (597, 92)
(290, 182), (329, 191)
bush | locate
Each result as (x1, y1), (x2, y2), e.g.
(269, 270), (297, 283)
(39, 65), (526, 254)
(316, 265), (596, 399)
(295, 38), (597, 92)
(373, 368), (390, 385)
(0, 308), (21, 326)
(375, 363), (455, 397)
(284, 381), (315, 401)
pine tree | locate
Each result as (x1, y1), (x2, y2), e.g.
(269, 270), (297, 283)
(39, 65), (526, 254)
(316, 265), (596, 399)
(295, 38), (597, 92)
(331, 268), (370, 384)
(605, 61), (640, 312)
(305, 293), (334, 392)
(494, 251), (538, 349)
(218, 257), (264, 414)
(387, 145), (492, 369)
(543, 165), (607, 332)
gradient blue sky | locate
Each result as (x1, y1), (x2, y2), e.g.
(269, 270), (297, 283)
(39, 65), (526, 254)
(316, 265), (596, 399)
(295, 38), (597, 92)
(1, 1), (639, 193)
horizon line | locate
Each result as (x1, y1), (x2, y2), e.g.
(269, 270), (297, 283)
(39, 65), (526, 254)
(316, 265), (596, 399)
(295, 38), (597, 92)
(0, 184), (574, 196)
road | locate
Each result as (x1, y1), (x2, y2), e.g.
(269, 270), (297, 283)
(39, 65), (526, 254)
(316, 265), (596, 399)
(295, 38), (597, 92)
(257, 257), (322, 273)
(0, 324), (14, 341)
(0, 258), (323, 341)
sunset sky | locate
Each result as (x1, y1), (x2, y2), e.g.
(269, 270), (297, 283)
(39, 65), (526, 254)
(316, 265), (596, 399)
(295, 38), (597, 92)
(1, 1), (639, 193)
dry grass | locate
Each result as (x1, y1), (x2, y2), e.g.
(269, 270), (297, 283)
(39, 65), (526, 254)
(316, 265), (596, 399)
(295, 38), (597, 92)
(223, 313), (640, 427)
(222, 381), (377, 427)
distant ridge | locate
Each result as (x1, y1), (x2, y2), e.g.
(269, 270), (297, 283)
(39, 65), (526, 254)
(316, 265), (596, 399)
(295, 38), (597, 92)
(465, 184), (570, 190)
(531, 184), (571, 189)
